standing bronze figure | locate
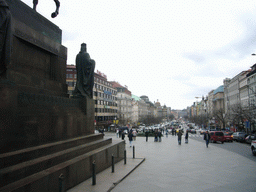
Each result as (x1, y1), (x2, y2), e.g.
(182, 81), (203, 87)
(73, 43), (95, 98)
(33, 0), (60, 18)
(0, 0), (11, 78)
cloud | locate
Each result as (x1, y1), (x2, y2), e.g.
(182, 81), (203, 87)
(183, 54), (205, 63)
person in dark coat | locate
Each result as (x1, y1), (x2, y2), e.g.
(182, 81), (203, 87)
(154, 130), (158, 142)
(119, 129), (122, 138)
(185, 130), (189, 143)
(158, 130), (162, 142)
(128, 130), (133, 147)
(145, 130), (149, 142)
(121, 131), (125, 140)
(177, 130), (183, 145)
(204, 130), (211, 148)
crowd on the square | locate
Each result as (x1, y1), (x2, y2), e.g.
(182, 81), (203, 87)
(99, 125), (212, 148)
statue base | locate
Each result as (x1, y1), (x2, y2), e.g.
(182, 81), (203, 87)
(0, 1), (124, 191)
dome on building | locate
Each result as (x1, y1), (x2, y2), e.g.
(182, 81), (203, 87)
(213, 85), (224, 95)
(140, 95), (149, 102)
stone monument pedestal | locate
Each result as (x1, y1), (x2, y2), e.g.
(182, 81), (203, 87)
(0, 1), (124, 191)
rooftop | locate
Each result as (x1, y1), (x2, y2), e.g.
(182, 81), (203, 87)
(213, 85), (224, 95)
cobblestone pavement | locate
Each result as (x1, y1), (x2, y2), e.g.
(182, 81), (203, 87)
(69, 132), (256, 192)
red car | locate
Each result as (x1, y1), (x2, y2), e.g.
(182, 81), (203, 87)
(224, 132), (233, 142)
(209, 131), (225, 144)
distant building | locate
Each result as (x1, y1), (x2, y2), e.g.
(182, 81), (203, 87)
(110, 81), (132, 126)
(66, 65), (77, 95)
(131, 95), (147, 126)
(213, 85), (224, 111)
(207, 90), (215, 117)
(140, 95), (156, 118)
(66, 65), (118, 128)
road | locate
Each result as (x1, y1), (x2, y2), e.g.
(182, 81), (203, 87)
(188, 132), (255, 162)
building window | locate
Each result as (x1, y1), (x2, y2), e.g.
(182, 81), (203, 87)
(68, 74), (73, 78)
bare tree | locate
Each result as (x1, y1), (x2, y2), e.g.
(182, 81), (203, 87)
(213, 108), (228, 129)
(229, 103), (252, 132)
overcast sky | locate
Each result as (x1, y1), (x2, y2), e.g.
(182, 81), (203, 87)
(21, 0), (256, 109)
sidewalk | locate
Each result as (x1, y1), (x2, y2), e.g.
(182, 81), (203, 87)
(67, 133), (145, 192)
(68, 132), (256, 192)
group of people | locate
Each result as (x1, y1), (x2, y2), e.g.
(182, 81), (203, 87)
(154, 129), (163, 142)
(144, 128), (211, 148)
(176, 129), (211, 147)
(115, 127), (211, 148)
(116, 128), (137, 147)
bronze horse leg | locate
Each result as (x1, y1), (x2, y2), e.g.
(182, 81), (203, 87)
(33, 0), (38, 10)
(32, 0), (60, 18)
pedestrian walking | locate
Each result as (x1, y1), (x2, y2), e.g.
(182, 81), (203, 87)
(154, 130), (158, 142)
(121, 131), (125, 140)
(132, 130), (137, 141)
(128, 130), (133, 147)
(116, 129), (119, 138)
(145, 130), (149, 142)
(185, 130), (188, 143)
(177, 130), (183, 145)
(119, 129), (122, 138)
(166, 129), (168, 138)
(172, 128), (174, 136)
(158, 130), (162, 142)
(204, 130), (211, 148)
(175, 129), (177, 136)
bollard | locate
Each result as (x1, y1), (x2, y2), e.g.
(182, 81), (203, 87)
(59, 173), (65, 192)
(92, 160), (96, 185)
(133, 145), (135, 159)
(124, 150), (127, 164)
(112, 154), (115, 173)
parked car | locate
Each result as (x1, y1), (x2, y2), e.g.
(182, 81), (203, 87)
(251, 140), (256, 156)
(224, 132), (233, 142)
(209, 131), (225, 143)
(232, 132), (247, 142)
(245, 134), (256, 144)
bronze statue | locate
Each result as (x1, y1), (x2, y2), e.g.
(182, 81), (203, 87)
(33, 0), (60, 18)
(0, 0), (11, 78)
(73, 43), (95, 98)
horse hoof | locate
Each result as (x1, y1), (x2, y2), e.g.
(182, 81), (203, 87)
(51, 12), (58, 18)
